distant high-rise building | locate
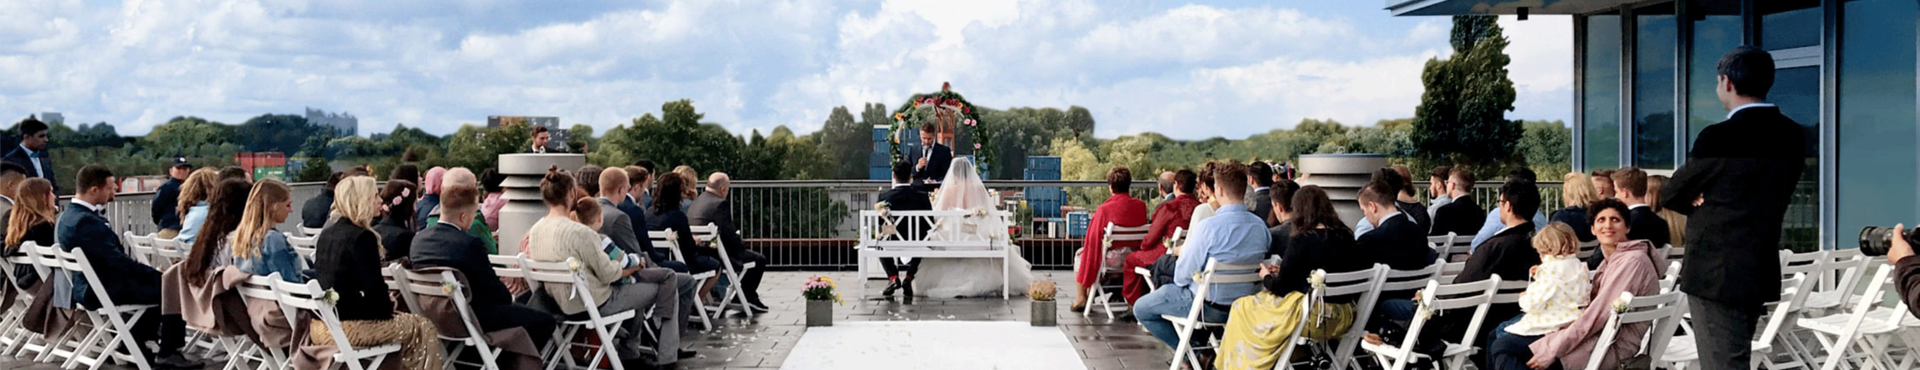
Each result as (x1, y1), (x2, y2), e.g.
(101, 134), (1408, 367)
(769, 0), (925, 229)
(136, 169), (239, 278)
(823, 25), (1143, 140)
(37, 113), (63, 125)
(306, 107), (358, 136)
(487, 116), (566, 150)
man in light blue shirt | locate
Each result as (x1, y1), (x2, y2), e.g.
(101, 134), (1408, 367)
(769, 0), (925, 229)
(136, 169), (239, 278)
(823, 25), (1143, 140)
(1467, 167), (1548, 251)
(1134, 162), (1269, 350)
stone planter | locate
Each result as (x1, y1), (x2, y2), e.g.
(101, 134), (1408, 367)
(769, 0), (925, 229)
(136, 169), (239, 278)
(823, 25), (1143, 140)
(806, 299), (833, 327)
(1031, 300), (1056, 326)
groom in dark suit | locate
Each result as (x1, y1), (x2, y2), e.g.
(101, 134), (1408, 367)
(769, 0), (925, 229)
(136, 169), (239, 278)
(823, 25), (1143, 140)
(879, 161), (933, 297)
(58, 165), (199, 368)
(913, 123), (953, 190)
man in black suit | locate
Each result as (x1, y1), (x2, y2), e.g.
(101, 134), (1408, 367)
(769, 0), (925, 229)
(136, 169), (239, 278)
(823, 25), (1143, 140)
(913, 123), (953, 188)
(56, 165), (199, 368)
(152, 158), (192, 239)
(301, 171), (345, 229)
(6, 117), (55, 192)
(618, 166), (666, 264)
(1357, 185), (1436, 272)
(877, 161), (933, 297)
(409, 168), (556, 347)
(688, 172), (772, 312)
(1660, 47), (1807, 370)
(1430, 168), (1484, 236)
(1246, 162), (1275, 227)
(524, 125), (567, 153)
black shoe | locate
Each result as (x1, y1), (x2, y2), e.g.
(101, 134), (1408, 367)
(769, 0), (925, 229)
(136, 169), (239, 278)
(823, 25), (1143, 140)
(747, 301), (770, 313)
(678, 349), (698, 359)
(883, 279), (902, 296)
(902, 276), (915, 297)
(152, 352), (205, 370)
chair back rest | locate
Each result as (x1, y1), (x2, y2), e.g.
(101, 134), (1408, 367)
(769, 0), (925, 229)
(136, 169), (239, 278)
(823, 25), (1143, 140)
(1379, 259), (1445, 293)
(25, 243), (58, 278)
(1420, 277), (1501, 311)
(381, 263), (419, 314)
(522, 257), (613, 320)
(286, 235), (319, 263)
(1836, 265), (1902, 330)
(1437, 261), (1468, 282)
(1488, 279), (1532, 305)
(151, 237), (187, 267)
(1753, 273), (1810, 347)
(401, 268), (485, 340)
(298, 226), (323, 238)
(272, 279), (362, 354)
(1168, 227), (1187, 248)
(1577, 240), (1600, 260)
(1586, 290), (1687, 370)
(54, 245), (126, 308)
(123, 231), (153, 266)
(1318, 265), (1385, 299)
(688, 224), (720, 247)
(236, 273), (280, 301)
(1428, 232), (1472, 262)
(1818, 252), (1870, 299)
(1104, 222), (1150, 243)
(647, 230), (689, 262)
(487, 254), (529, 280)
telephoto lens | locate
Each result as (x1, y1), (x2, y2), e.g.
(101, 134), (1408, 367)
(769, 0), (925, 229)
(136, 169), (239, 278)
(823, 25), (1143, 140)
(1858, 226), (1920, 257)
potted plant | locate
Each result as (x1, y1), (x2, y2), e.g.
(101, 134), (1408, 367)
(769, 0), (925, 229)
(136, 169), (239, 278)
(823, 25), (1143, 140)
(803, 276), (842, 327)
(1029, 280), (1058, 326)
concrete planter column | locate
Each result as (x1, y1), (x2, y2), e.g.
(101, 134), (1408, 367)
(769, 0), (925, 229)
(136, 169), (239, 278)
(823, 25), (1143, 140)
(1295, 154), (1387, 227)
(496, 154), (586, 255)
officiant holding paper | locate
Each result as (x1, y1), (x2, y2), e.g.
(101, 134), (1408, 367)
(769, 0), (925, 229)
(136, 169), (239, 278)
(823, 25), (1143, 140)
(914, 122), (953, 191)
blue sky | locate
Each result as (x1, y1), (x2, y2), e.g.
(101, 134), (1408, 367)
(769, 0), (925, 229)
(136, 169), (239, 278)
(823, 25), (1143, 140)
(0, 0), (1570, 140)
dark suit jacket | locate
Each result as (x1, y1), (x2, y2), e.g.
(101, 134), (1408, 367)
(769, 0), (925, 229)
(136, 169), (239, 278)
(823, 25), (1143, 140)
(879, 185), (934, 239)
(914, 143), (953, 183)
(618, 196), (651, 254)
(1430, 195), (1485, 236)
(4, 146), (54, 192)
(1549, 206), (1595, 242)
(1398, 200), (1432, 234)
(1453, 222), (1539, 284)
(1661, 105), (1806, 307)
(522, 145), (568, 154)
(55, 203), (160, 308)
(373, 216), (413, 262)
(313, 221), (394, 321)
(152, 178), (184, 230)
(1247, 188), (1273, 227)
(300, 192), (334, 229)
(1359, 214), (1435, 271)
(687, 192), (748, 257)
(410, 222), (513, 306)
(1627, 206), (1672, 247)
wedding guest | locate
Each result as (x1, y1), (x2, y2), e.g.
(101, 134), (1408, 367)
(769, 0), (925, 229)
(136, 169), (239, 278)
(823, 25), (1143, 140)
(1214, 185), (1369, 369)
(1151, 162), (1220, 289)
(646, 174), (722, 302)
(1392, 165), (1432, 233)
(173, 168), (221, 244)
(179, 178), (256, 284)
(673, 166), (698, 212)
(1426, 165), (1454, 218)
(1134, 161), (1268, 354)
(311, 175), (443, 370)
(480, 169), (506, 231)
(389, 164), (420, 192)
(218, 166), (250, 182)
(5, 117), (55, 192)
(0, 162), (28, 220)
(1356, 185), (1433, 272)
(1429, 168), (1484, 237)
(527, 167), (689, 367)
(302, 171), (346, 229)
(373, 180), (418, 262)
(1355, 167), (1425, 236)
(1156, 171), (1176, 203)
(152, 158), (193, 239)
(1121, 169), (1199, 305)
(1551, 173), (1599, 243)
(1647, 175), (1686, 249)
(1467, 168), (1550, 250)
(632, 160), (659, 209)
(1591, 169), (1616, 200)
(1613, 167), (1671, 248)
(1246, 162), (1275, 227)
(1265, 179), (1301, 257)
(5, 178), (56, 257)
(414, 167), (445, 231)
(410, 168), (555, 347)
(688, 172), (771, 312)
(1070, 167), (1148, 312)
(1487, 199), (1664, 370)
(425, 180), (499, 255)
(619, 166), (655, 259)
(597, 169), (686, 272)
(59, 165), (200, 368)
(1489, 223), (1591, 346)
(232, 180), (302, 282)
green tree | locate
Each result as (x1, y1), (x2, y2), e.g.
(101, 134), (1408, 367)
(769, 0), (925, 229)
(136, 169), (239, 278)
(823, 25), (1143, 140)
(1066, 106), (1096, 137)
(146, 117), (238, 157)
(817, 106), (870, 179)
(568, 124), (596, 153)
(235, 114), (315, 153)
(1411, 15), (1520, 169)
(1519, 120), (1574, 177)
(295, 156), (333, 182)
(628, 100), (744, 176)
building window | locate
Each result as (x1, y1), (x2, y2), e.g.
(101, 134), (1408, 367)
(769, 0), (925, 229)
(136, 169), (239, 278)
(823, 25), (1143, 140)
(1838, 0), (1919, 248)
(1686, 0), (1742, 151)
(1761, 1), (1824, 50)
(1633, 3), (1678, 169)
(1584, 14), (1623, 169)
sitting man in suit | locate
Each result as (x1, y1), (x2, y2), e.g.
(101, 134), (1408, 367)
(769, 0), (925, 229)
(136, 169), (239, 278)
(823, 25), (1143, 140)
(877, 161), (934, 297)
(689, 172), (773, 313)
(618, 166), (665, 265)
(1358, 185), (1436, 273)
(409, 168), (556, 347)
(57, 165), (201, 368)
(1593, 167), (1672, 268)
(1429, 168), (1485, 237)
(1245, 162), (1275, 227)
(301, 171), (345, 229)
(593, 167), (688, 273)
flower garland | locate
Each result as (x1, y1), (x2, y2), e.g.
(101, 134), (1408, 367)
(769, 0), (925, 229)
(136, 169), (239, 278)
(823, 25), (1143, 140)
(888, 83), (992, 177)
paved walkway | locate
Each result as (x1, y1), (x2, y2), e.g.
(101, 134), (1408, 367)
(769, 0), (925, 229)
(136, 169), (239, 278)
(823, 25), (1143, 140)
(1, 271), (1174, 370)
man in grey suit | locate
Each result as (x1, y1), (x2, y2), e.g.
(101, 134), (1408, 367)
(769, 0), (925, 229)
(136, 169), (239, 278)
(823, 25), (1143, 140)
(688, 172), (771, 312)
(596, 169), (687, 272)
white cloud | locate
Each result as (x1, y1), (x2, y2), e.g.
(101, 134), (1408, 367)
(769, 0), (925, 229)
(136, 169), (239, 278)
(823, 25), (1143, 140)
(0, 0), (1574, 140)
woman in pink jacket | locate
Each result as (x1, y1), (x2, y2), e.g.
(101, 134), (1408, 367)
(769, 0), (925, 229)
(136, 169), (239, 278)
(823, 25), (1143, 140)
(1487, 198), (1665, 370)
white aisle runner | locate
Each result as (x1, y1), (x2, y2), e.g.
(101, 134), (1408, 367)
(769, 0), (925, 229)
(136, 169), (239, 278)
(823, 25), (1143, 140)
(779, 321), (1086, 370)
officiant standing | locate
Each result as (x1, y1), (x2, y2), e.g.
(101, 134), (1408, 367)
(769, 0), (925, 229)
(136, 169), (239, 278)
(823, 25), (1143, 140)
(913, 122), (953, 190)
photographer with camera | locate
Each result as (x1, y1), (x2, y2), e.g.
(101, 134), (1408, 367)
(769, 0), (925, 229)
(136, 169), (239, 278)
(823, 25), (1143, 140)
(1867, 224), (1920, 317)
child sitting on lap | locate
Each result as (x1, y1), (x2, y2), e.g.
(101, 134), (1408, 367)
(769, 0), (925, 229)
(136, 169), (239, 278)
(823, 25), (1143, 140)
(572, 198), (643, 285)
(1497, 222), (1593, 341)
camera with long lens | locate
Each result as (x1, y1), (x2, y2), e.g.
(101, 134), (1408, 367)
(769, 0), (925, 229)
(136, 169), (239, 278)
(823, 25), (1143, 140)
(1858, 226), (1920, 257)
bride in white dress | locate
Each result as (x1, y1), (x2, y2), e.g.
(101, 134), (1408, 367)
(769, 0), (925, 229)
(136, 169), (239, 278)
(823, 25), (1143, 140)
(912, 157), (1036, 298)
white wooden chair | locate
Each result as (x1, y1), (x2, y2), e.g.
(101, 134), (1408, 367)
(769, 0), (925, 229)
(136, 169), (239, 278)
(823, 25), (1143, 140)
(1287, 265), (1387, 370)
(649, 230), (715, 330)
(272, 278), (402, 370)
(399, 268), (508, 370)
(1795, 265), (1913, 370)
(298, 226), (324, 238)
(523, 257), (640, 370)
(0, 245), (50, 357)
(122, 232), (156, 268)
(1583, 290), (1688, 370)
(150, 237), (188, 269)
(1426, 233), (1472, 263)
(21, 244), (76, 363)
(1359, 277), (1502, 370)
(695, 224), (757, 319)
(286, 235), (319, 269)
(1663, 273), (1810, 370)
(1083, 222), (1149, 318)
(55, 245), (158, 370)
(233, 274), (290, 370)
(1164, 257), (1261, 370)
(1436, 261), (1468, 283)
(1132, 227), (1183, 295)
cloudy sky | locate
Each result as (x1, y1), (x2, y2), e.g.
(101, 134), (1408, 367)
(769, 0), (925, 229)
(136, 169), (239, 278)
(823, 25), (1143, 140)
(0, 0), (1571, 140)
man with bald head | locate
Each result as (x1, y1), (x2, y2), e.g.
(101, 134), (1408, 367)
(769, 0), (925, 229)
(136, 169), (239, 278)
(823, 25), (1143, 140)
(411, 167), (556, 348)
(687, 172), (770, 312)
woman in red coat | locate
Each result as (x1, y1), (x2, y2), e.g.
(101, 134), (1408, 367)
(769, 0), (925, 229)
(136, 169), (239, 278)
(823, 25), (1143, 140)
(1071, 167), (1149, 312)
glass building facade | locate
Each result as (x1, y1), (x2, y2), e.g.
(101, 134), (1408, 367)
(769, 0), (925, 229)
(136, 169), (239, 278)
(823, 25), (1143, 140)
(1395, 0), (1920, 251)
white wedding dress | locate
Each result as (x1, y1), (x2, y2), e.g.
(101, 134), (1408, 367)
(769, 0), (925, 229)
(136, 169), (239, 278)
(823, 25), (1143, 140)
(911, 158), (1036, 298)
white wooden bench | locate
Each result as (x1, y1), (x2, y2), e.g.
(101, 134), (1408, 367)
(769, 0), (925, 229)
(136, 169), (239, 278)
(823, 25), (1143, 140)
(856, 209), (1016, 300)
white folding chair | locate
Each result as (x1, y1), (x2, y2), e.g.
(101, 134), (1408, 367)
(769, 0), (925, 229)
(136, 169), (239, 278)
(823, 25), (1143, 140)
(1427, 233), (1472, 263)
(233, 274), (289, 370)
(650, 230), (715, 330)
(1584, 290), (1687, 370)
(1084, 222), (1149, 318)
(23, 244), (80, 363)
(150, 237), (188, 269)
(523, 257), (640, 370)
(694, 223), (756, 319)
(1164, 258), (1261, 370)
(55, 245), (158, 370)
(401, 268), (507, 370)
(1133, 227), (1186, 295)
(1285, 265), (1387, 370)
(1663, 273), (1810, 370)
(1436, 261), (1468, 283)
(298, 226), (324, 238)
(273, 278), (402, 370)
(122, 232), (156, 268)
(286, 235), (319, 269)
(1359, 277), (1502, 370)
(0, 245), (50, 357)
(1796, 265), (1913, 370)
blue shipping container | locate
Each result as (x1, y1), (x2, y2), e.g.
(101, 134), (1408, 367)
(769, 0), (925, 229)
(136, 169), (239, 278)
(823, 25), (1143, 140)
(869, 167), (891, 181)
(872, 127), (890, 141)
(1024, 170), (1060, 181)
(1027, 156), (1061, 172)
(1066, 211), (1091, 238)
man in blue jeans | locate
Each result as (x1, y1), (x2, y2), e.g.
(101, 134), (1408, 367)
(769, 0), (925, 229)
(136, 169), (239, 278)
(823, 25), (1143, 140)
(1134, 161), (1269, 354)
